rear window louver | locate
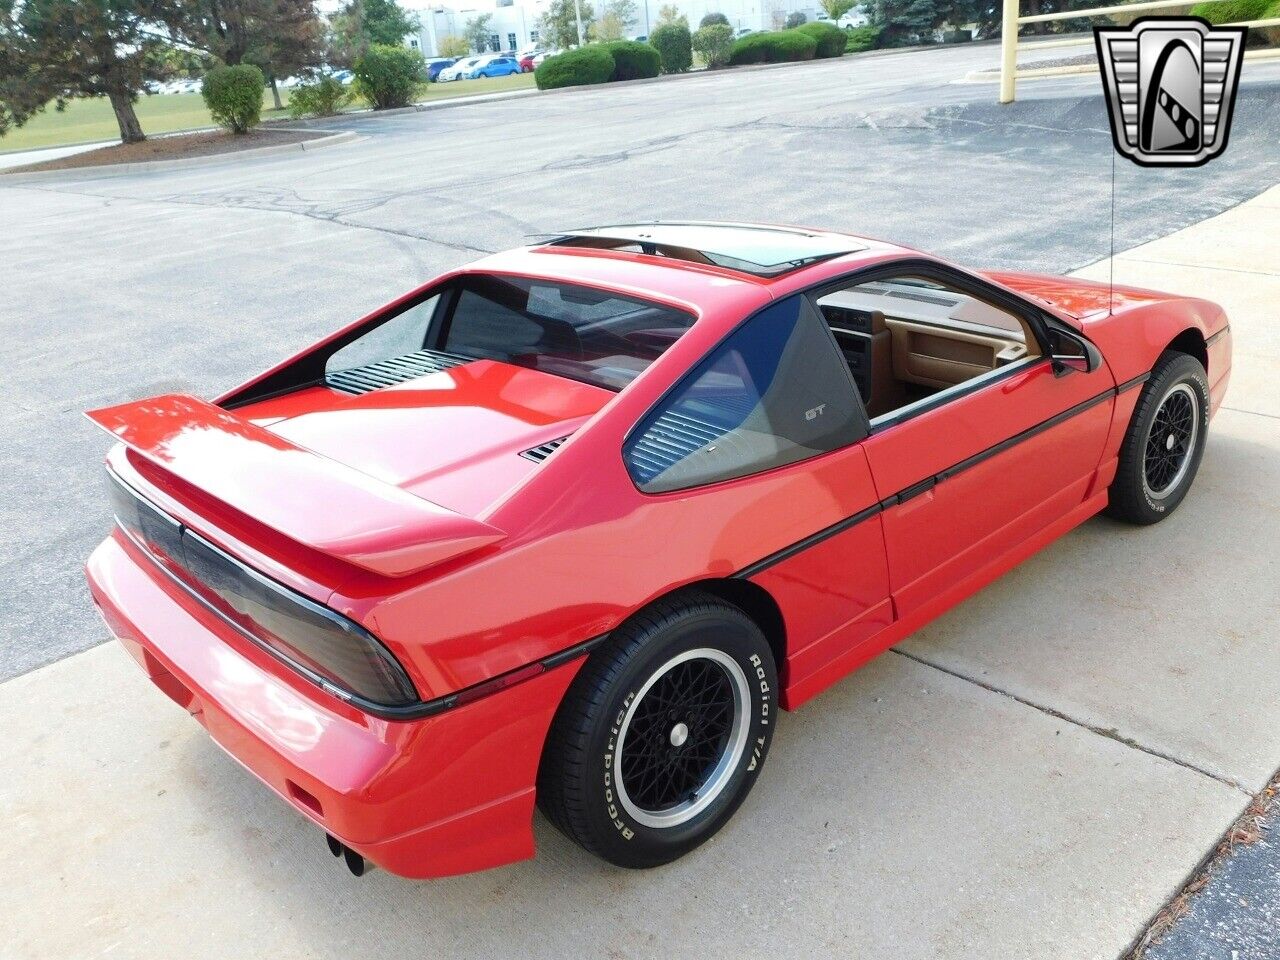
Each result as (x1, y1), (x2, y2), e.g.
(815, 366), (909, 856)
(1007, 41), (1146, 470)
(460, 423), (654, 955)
(521, 436), (570, 463)
(624, 394), (757, 485)
(326, 349), (472, 395)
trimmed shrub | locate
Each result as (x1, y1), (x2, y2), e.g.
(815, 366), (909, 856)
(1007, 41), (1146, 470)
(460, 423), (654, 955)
(534, 46), (616, 89)
(354, 43), (425, 110)
(650, 21), (694, 72)
(201, 64), (265, 134)
(604, 40), (661, 80)
(785, 11), (807, 27)
(693, 22), (736, 67)
(797, 20), (846, 57)
(1190, 0), (1280, 45)
(287, 75), (351, 118)
(1189, 0), (1269, 22)
(728, 29), (818, 64)
(844, 24), (881, 52)
(699, 11), (730, 27)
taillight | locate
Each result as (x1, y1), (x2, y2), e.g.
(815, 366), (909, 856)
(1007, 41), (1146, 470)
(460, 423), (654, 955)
(109, 472), (419, 709)
(179, 530), (419, 707)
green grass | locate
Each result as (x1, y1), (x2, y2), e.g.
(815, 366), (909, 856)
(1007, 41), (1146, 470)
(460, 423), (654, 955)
(416, 72), (536, 102)
(0, 91), (289, 154)
(0, 73), (538, 155)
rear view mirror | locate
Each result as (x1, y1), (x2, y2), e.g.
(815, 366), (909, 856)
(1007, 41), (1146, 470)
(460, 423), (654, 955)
(1049, 327), (1102, 377)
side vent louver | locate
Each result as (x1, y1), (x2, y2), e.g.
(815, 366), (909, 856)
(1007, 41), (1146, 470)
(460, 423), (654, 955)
(326, 349), (472, 395)
(521, 436), (570, 463)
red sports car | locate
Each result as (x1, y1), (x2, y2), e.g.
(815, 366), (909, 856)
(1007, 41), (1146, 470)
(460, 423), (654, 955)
(85, 222), (1231, 879)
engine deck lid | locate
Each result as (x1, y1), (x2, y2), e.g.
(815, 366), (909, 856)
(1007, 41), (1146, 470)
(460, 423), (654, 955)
(86, 393), (506, 578)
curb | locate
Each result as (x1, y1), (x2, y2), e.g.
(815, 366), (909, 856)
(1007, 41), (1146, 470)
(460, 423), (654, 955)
(0, 129), (361, 183)
(959, 62), (1099, 84)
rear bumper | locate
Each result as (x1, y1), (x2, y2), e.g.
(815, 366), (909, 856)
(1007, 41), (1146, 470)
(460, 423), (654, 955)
(85, 531), (580, 879)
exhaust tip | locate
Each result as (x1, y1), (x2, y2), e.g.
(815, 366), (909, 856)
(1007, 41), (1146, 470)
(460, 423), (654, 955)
(325, 833), (343, 858)
(343, 847), (369, 877)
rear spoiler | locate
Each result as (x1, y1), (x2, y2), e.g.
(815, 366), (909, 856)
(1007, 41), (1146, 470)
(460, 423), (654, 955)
(85, 394), (505, 578)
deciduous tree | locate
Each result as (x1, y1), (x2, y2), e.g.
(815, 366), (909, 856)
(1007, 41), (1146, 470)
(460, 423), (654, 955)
(656, 4), (685, 25)
(537, 0), (595, 49)
(819, 0), (856, 22)
(464, 12), (493, 51)
(438, 35), (470, 57)
(327, 0), (417, 65)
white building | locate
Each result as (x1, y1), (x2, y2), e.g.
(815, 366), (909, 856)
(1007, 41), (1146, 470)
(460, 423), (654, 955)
(407, 0), (551, 57)
(404, 0), (862, 57)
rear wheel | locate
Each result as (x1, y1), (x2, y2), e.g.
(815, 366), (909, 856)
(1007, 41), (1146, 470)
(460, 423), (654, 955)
(1107, 350), (1209, 524)
(538, 592), (777, 868)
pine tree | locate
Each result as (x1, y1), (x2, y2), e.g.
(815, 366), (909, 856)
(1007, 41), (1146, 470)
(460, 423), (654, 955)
(0, 0), (187, 144)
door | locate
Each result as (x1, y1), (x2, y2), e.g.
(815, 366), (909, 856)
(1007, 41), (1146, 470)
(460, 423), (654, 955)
(814, 266), (1115, 616)
(620, 295), (892, 702)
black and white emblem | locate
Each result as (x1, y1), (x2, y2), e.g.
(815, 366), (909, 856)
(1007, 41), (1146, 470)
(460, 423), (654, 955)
(1095, 17), (1247, 167)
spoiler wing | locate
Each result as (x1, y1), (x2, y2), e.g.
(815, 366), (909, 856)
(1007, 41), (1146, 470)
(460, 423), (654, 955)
(86, 394), (505, 578)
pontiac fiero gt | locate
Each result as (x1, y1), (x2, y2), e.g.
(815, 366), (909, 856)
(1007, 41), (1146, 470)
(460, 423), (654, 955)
(85, 223), (1231, 878)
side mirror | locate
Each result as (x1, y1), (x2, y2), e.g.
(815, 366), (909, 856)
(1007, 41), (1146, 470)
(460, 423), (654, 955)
(1049, 327), (1102, 377)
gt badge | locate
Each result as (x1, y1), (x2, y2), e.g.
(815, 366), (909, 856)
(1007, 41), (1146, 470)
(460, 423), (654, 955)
(1094, 17), (1247, 167)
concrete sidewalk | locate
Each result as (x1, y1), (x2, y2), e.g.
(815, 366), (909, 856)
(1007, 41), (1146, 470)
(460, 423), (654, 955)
(2, 195), (1277, 960)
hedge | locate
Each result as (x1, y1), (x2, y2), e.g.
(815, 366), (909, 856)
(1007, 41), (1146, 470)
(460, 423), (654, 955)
(650, 21), (694, 73)
(1190, 0), (1280, 44)
(844, 25), (882, 53)
(535, 46), (616, 89)
(287, 75), (351, 119)
(201, 64), (265, 134)
(354, 44), (424, 109)
(797, 21), (846, 58)
(693, 22), (736, 67)
(1189, 0), (1272, 22)
(604, 40), (662, 80)
(728, 29), (818, 65)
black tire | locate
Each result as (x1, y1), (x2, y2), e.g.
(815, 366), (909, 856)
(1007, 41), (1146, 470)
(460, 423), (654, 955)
(1107, 350), (1210, 525)
(537, 591), (778, 869)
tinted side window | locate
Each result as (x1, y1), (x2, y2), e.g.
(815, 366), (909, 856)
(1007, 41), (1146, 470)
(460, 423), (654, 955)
(624, 296), (865, 493)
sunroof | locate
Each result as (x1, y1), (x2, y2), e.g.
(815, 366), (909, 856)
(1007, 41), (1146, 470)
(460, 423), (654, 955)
(548, 222), (867, 278)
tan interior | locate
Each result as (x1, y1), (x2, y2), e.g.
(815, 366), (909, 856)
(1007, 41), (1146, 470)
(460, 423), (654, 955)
(816, 278), (1040, 420)
(885, 318), (1030, 391)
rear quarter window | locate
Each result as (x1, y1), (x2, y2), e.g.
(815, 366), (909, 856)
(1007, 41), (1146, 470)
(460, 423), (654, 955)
(624, 296), (866, 493)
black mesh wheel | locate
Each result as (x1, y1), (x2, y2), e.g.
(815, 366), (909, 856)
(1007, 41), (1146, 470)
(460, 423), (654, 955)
(1108, 350), (1210, 525)
(537, 591), (777, 869)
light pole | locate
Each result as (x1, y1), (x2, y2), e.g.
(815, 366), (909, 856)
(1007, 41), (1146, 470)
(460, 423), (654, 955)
(574, 0), (585, 44)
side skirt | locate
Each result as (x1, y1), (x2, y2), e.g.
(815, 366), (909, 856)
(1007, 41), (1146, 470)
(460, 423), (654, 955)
(781, 489), (1110, 710)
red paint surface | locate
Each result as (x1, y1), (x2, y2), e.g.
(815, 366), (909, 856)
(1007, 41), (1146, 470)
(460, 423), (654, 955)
(84, 227), (1232, 878)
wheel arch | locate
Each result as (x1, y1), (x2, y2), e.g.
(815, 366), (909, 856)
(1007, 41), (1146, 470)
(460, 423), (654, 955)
(689, 577), (787, 671)
(1165, 326), (1208, 372)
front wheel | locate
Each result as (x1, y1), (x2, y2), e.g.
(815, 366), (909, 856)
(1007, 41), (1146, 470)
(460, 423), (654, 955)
(538, 592), (778, 868)
(1107, 350), (1210, 524)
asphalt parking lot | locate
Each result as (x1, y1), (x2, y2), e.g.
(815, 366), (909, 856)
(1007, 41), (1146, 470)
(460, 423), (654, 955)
(2, 42), (1279, 960)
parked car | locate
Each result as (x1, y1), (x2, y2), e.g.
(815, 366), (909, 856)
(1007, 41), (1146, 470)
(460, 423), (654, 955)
(518, 52), (539, 72)
(330, 69), (354, 84)
(423, 57), (457, 82)
(86, 222), (1231, 880)
(468, 56), (522, 78)
(532, 50), (555, 67)
(437, 57), (484, 82)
